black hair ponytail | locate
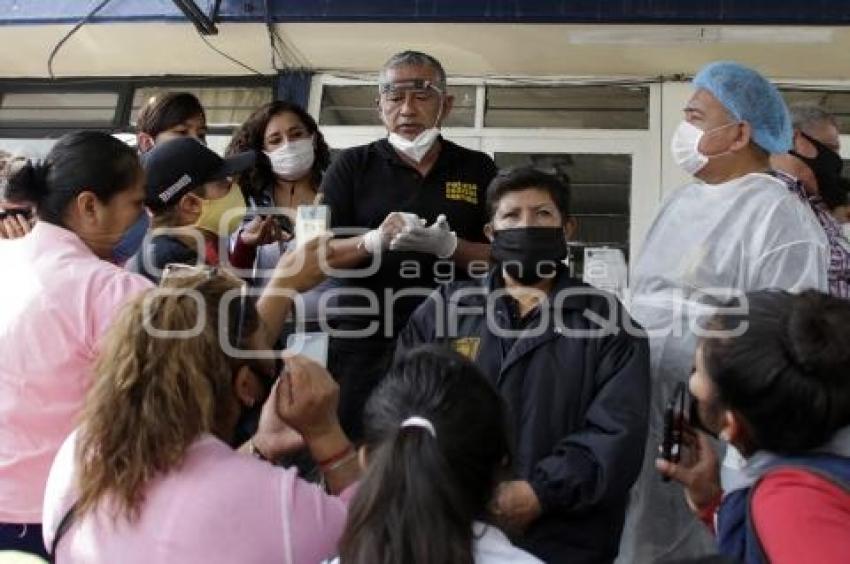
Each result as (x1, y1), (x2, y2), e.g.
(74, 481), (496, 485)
(704, 290), (850, 453)
(338, 346), (511, 564)
(6, 160), (50, 205)
(342, 425), (474, 564)
(5, 131), (140, 226)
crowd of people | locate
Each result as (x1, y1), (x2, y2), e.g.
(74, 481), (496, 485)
(0, 50), (848, 564)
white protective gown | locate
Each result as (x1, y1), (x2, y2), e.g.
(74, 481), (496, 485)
(618, 172), (828, 563)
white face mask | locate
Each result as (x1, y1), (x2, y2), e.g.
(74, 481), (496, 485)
(387, 127), (441, 164)
(383, 87), (444, 164)
(264, 137), (315, 181)
(671, 120), (739, 177)
(671, 121), (710, 176)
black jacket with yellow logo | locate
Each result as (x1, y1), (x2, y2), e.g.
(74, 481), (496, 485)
(397, 267), (650, 564)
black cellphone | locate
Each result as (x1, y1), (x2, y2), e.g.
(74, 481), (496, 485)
(263, 213), (293, 235)
(661, 382), (687, 480)
(0, 207), (33, 221)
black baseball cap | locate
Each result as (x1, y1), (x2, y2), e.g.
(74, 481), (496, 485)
(141, 137), (255, 211)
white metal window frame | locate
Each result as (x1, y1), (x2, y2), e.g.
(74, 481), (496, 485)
(311, 74), (850, 266)
(781, 78), (850, 159)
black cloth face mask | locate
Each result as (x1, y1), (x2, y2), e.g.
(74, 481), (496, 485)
(490, 226), (568, 284)
(790, 131), (844, 194)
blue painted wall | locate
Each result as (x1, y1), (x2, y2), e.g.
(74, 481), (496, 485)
(276, 69), (311, 107)
(0, 0), (849, 25)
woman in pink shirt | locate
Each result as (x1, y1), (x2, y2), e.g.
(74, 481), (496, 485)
(0, 132), (153, 557)
(42, 269), (360, 564)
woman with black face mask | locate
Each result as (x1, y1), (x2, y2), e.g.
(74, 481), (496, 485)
(790, 131), (843, 193)
(398, 167), (651, 564)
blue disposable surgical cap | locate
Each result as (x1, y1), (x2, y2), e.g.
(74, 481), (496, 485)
(692, 61), (792, 154)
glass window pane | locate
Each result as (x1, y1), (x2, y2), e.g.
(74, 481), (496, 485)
(493, 152), (632, 273)
(0, 92), (118, 123)
(781, 89), (850, 134)
(206, 134), (236, 156)
(486, 86), (649, 129)
(320, 85), (475, 127)
(320, 86), (378, 126)
(0, 138), (55, 160)
(131, 86), (273, 128)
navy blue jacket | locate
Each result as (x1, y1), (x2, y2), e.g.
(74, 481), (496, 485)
(398, 269), (650, 564)
(127, 234), (198, 284)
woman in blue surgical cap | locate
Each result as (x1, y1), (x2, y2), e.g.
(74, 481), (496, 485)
(618, 61), (829, 564)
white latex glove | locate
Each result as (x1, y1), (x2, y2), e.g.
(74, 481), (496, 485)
(362, 211), (424, 254)
(389, 214), (458, 258)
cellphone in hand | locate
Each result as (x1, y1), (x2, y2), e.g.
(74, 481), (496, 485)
(258, 213), (293, 235)
(661, 382), (687, 481)
(273, 214), (294, 235)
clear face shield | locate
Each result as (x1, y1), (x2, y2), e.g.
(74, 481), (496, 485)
(378, 79), (445, 128)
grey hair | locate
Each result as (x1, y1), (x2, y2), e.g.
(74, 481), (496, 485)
(0, 151), (28, 201)
(378, 50), (447, 90)
(789, 103), (839, 133)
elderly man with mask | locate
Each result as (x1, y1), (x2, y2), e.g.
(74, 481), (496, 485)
(319, 50), (496, 441)
(619, 62), (828, 563)
(770, 104), (850, 298)
(398, 167), (651, 564)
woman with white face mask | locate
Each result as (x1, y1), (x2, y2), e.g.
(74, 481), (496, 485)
(226, 102), (334, 329)
(228, 101), (330, 220)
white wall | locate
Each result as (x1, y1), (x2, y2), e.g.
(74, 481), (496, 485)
(659, 82), (695, 199)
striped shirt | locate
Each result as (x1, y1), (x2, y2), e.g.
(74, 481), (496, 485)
(776, 170), (850, 299)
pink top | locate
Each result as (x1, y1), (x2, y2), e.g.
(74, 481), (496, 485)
(43, 432), (352, 564)
(0, 222), (152, 523)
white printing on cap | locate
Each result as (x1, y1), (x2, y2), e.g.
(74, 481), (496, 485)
(159, 173), (193, 203)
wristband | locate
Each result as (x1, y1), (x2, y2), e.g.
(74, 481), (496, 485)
(697, 491), (723, 530)
(317, 443), (355, 470)
(322, 451), (358, 474)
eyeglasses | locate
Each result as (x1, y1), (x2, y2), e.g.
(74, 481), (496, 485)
(379, 78), (444, 96)
(161, 262), (219, 284)
(378, 79), (443, 106)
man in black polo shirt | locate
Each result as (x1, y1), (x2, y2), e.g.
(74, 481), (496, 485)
(319, 50), (497, 440)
